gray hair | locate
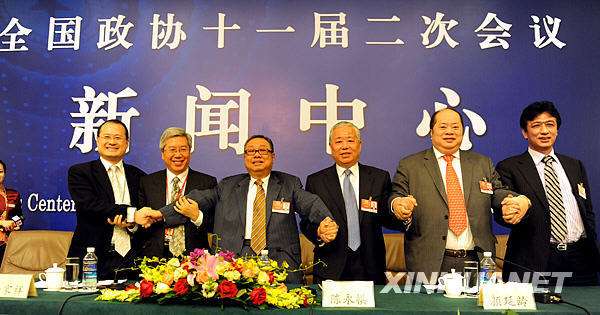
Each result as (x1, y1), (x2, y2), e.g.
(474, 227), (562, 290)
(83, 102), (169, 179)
(328, 121), (361, 144)
(159, 127), (192, 151)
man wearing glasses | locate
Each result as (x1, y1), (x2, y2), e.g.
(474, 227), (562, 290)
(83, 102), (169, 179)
(137, 135), (338, 283)
(68, 119), (146, 280)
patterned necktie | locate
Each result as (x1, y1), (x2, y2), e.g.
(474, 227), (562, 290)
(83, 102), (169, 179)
(443, 155), (468, 236)
(542, 156), (568, 242)
(109, 165), (130, 257)
(169, 177), (186, 256)
(343, 169), (361, 251)
(251, 179), (267, 255)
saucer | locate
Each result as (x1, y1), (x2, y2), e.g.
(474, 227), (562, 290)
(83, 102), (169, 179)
(443, 294), (464, 299)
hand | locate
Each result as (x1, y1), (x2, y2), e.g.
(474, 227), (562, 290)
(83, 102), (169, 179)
(317, 216), (338, 243)
(501, 194), (528, 224)
(107, 214), (135, 228)
(0, 220), (16, 231)
(392, 195), (418, 221)
(174, 196), (200, 221)
(135, 207), (163, 228)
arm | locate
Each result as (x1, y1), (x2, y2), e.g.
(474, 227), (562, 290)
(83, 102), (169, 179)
(292, 177), (336, 243)
(160, 186), (219, 228)
(494, 160), (531, 227)
(68, 164), (128, 220)
(388, 160), (416, 231)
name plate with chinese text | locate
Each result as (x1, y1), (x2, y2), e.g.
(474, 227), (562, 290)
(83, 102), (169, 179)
(322, 280), (375, 308)
(480, 282), (536, 310)
(0, 274), (37, 298)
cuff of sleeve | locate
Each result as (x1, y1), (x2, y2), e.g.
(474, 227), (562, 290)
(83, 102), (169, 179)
(192, 210), (203, 227)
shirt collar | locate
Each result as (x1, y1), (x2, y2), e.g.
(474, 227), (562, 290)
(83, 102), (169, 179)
(167, 168), (189, 184)
(528, 147), (557, 165)
(100, 157), (124, 171)
(250, 173), (271, 187)
(433, 147), (460, 161)
(335, 163), (359, 178)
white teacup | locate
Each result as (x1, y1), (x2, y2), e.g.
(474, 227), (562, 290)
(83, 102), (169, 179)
(39, 263), (65, 290)
(439, 269), (464, 297)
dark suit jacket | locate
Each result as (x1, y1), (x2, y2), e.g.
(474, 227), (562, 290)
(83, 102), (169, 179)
(67, 159), (145, 279)
(389, 148), (514, 277)
(495, 151), (600, 281)
(159, 171), (333, 283)
(138, 169), (217, 258)
(302, 163), (399, 284)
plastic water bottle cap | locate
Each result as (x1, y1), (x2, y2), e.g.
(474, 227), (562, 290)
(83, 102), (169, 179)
(484, 252), (491, 257)
(87, 247), (95, 253)
(260, 249), (268, 256)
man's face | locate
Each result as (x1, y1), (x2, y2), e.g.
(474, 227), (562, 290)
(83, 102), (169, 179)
(244, 137), (274, 179)
(329, 125), (362, 169)
(522, 112), (558, 155)
(97, 122), (129, 163)
(161, 136), (191, 175)
(431, 109), (463, 155)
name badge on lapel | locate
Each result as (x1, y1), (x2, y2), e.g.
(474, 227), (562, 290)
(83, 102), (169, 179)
(479, 178), (493, 194)
(164, 228), (174, 241)
(578, 183), (587, 199)
(272, 199), (290, 214)
(360, 197), (377, 213)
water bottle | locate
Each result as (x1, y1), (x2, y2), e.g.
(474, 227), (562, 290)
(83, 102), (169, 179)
(479, 251), (496, 288)
(259, 249), (270, 264)
(82, 247), (98, 290)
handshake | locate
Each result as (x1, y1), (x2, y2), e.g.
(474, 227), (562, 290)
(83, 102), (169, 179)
(317, 216), (339, 243)
(134, 207), (164, 228)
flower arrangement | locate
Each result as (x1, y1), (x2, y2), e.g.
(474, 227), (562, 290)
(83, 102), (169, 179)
(96, 248), (316, 309)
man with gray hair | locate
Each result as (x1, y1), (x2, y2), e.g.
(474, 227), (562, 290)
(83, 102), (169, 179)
(301, 121), (399, 284)
(138, 127), (216, 258)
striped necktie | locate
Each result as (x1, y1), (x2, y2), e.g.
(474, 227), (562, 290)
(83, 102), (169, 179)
(542, 155), (567, 242)
(251, 179), (266, 254)
(169, 177), (186, 256)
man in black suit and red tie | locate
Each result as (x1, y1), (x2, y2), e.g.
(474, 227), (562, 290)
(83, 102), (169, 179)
(138, 127), (217, 259)
(302, 121), (399, 284)
(495, 101), (600, 285)
(68, 119), (146, 280)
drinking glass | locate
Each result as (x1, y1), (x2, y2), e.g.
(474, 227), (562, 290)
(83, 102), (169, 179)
(64, 257), (80, 290)
(463, 261), (479, 295)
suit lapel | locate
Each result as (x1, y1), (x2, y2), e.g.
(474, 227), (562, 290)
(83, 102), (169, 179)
(324, 165), (347, 226)
(157, 170), (168, 204)
(460, 151), (473, 209)
(236, 175), (251, 231)
(93, 159), (115, 203)
(516, 152), (549, 209)
(557, 155), (584, 211)
(358, 163), (373, 225)
(424, 149), (447, 205)
(265, 173), (282, 228)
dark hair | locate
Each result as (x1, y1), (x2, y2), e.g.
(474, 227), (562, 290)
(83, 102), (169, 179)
(98, 119), (130, 140)
(520, 101), (562, 131)
(244, 135), (274, 152)
(429, 108), (464, 130)
(0, 159), (5, 172)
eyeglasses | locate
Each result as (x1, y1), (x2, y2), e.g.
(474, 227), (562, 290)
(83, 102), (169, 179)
(99, 134), (126, 142)
(244, 148), (273, 156)
(164, 147), (190, 154)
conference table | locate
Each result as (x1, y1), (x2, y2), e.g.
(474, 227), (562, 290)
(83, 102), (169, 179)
(1, 285), (599, 314)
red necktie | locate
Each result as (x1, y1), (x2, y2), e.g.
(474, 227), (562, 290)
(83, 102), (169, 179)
(443, 155), (468, 236)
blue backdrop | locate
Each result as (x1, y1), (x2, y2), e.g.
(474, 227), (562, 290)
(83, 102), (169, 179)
(1, 0), (598, 241)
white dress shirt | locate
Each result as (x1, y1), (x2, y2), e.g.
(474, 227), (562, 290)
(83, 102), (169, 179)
(432, 147), (475, 251)
(245, 174), (271, 239)
(528, 147), (585, 243)
(165, 168), (203, 226)
(335, 163), (360, 208)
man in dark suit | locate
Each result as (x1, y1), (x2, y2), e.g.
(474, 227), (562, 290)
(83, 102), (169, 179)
(301, 121), (399, 284)
(137, 135), (338, 283)
(68, 119), (146, 280)
(495, 101), (600, 285)
(138, 127), (217, 259)
(389, 109), (529, 283)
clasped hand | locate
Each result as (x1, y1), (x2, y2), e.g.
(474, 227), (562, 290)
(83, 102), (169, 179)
(501, 194), (529, 224)
(317, 216), (338, 243)
(392, 195), (418, 221)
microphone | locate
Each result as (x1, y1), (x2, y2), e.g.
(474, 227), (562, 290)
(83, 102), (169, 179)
(101, 239), (152, 290)
(473, 246), (561, 303)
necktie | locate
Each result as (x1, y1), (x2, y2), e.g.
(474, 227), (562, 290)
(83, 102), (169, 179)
(443, 155), (468, 236)
(542, 156), (568, 242)
(169, 177), (186, 256)
(343, 169), (361, 251)
(251, 179), (267, 254)
(109, 165), (130, 257)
